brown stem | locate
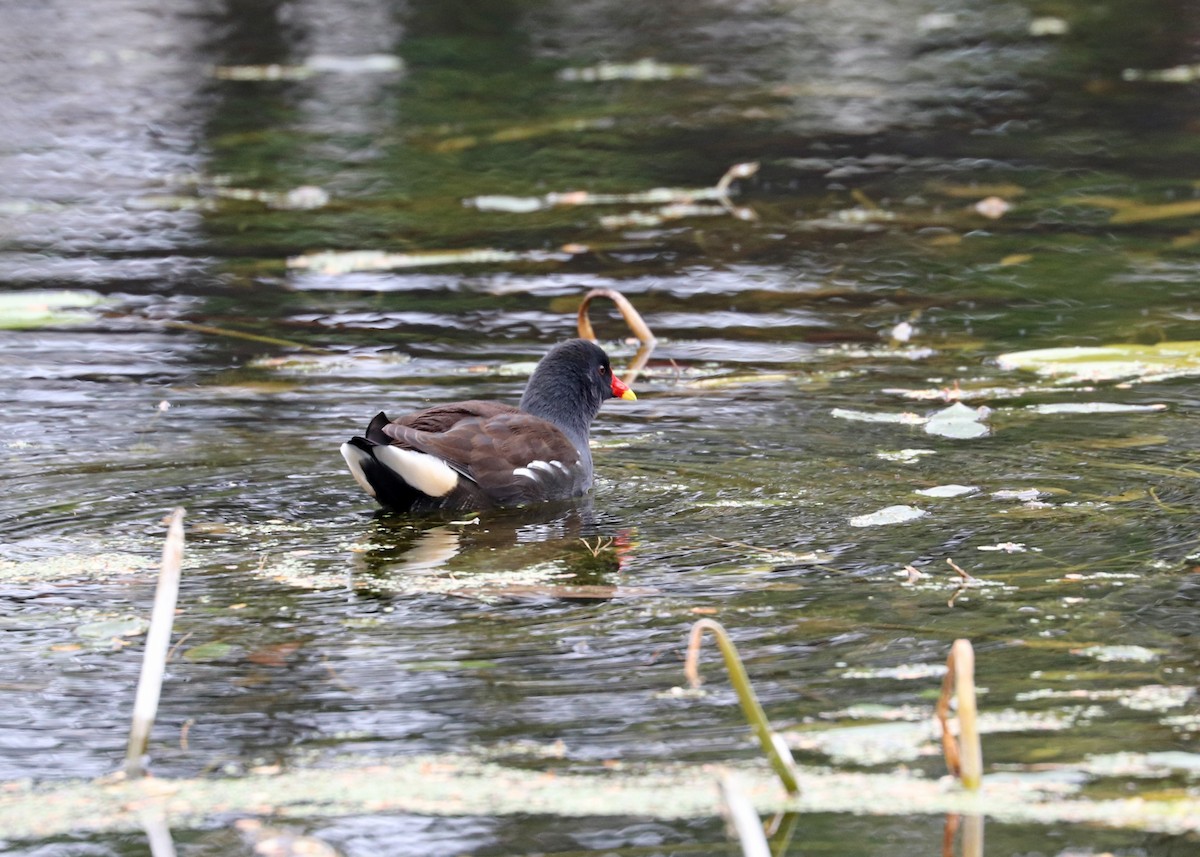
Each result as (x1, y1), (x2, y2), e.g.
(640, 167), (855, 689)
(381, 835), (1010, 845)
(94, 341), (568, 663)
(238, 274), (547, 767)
(935, 639), (983, 791)
(577, 288), (656, 384)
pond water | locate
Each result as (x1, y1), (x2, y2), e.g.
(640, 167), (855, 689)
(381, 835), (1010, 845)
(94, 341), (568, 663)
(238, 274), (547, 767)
(2, 0), (1199, 854)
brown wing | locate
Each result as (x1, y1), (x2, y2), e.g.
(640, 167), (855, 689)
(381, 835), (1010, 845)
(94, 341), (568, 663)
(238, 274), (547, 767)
(365, 400), (520, 444)
(383, 412), (590, 506)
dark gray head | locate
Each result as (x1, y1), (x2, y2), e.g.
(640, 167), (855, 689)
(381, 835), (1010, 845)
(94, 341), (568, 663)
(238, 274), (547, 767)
(518, 339), (634, 455)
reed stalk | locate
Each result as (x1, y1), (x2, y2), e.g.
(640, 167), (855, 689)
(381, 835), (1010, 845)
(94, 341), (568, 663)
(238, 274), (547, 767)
(685, 619), (800, 795)
(124, 508), (185, 778)
(935, 639), (983, 791)
(577, 288), (656, 383)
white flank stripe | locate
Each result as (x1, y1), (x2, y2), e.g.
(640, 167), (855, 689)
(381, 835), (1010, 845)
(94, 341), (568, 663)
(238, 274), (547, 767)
(550, 460), (568, 473)
(512, 466), (539, 481)
(340, 443), (377, 497)
(374, 446), (459, 497)
(529, 460), (556, 474)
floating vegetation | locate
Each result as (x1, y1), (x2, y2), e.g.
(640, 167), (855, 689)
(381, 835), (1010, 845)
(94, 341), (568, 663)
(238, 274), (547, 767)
(1122, 63), (1200, 82)
(1027, 402), (1167, 415)
(287, 248), (540, 275)
(1080, 751), (1200, 778)
(998, 341), (1200, 385)
(831, 408), (926, 426)
(1029, 16), (1070, 36)
(74, 616), (149, 642)
(557, 58), (704, 82)
(876, 448), (937, 463)
(924, 402), (990, 439)
(0, 552), (154, 583)
(464, 162), (759, 227)
(977, 542), (1036, 553)
(211, 54), (403, 80)
(830, 403), (989, 438)
(1075, 645), (1159, 663)
(2, 752), (1199, 840)
(1015, 685), (1195, 713)
(849, 505), (928, 527)
(841, 663), (948, 681)
(0, 289), (106, 329)
(914, 484), (978, 498)
(212, 184), (330, 210)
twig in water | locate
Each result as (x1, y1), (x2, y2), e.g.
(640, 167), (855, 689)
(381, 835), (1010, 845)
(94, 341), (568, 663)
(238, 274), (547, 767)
(157, 319), (332, 354)
(685, 618), (799, 795)
(714, 161), (761, 221)
(935, 639), (983, 791)
(180, 718), (194, 751)
(579, 536), (614, 557)
(946, 558), (976, 607)
(164, 630), (193, 663)
(124, 508), (185, 778)
(946, 558), (975, 580)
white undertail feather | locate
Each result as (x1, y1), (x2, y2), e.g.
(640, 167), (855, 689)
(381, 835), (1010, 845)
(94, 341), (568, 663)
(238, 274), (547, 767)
(374, 445), (460, 497)
(340, 443), (377, 498)
(512, 466), (539, 481)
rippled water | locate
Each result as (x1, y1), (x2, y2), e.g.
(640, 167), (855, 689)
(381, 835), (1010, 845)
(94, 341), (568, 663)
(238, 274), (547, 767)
(2, 0), (1199, 854)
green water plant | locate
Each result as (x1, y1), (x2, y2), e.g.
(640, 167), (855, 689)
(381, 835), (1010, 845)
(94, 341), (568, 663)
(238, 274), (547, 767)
(685, 618), (800, 795)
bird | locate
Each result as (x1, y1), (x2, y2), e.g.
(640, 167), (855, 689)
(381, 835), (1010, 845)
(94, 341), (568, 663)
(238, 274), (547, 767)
(340, 339), (636, 512)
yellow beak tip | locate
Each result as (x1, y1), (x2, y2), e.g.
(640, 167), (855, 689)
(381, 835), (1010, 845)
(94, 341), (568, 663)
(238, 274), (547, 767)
(621, 389), (637, 401)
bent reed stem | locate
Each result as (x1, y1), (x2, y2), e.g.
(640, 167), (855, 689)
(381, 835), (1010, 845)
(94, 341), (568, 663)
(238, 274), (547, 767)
(685, 618), (800, 795)
(935, 638), (983, 791)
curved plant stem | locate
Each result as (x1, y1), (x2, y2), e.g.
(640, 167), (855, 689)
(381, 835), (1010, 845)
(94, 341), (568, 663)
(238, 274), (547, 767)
(936, 639), (983, 791)
(577, 288), (656, 384)
(714, 161), (761, 221)
(685, 619), (800, 795)
(124, 508), (185, 778)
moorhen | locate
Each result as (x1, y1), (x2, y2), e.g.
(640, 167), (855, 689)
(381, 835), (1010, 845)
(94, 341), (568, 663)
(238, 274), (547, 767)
(340, 339), (636, 511)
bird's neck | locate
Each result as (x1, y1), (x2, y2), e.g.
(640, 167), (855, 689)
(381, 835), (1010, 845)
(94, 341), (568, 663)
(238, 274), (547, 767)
(519, 386), (599, 464)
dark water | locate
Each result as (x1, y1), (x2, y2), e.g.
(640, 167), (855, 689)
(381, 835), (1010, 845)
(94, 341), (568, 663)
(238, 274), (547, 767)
(2, 0), (1199, 853)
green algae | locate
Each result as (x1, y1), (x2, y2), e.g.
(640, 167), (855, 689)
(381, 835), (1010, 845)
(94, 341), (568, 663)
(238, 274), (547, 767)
(0, 754), (1196, 841)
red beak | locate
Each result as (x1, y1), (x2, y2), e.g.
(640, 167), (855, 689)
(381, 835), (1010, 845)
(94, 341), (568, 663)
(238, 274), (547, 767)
(611, 374), (636, 401)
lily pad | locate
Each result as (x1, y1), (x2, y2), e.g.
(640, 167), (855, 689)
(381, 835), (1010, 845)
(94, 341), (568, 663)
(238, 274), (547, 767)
(75, 616), (148, 640)
(924, 402), (990, 439)
(876, 449), (936, 463)
(849, 505), (928, 527)
(1028, 402), (1166, 415)
(915, 484), (978, 498)
(831, 408), (925, 425)
(1075, 645), (1159, 663)
(997, 342), (1200, 384)
(182, 641), (236, 662)
(0, 290), (105, 329)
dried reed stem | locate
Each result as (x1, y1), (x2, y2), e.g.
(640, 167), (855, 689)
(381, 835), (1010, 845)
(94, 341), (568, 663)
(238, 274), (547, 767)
(124, 508), (185, 778)
(935, 638), (983, 791)
(577, 288), (656, 383)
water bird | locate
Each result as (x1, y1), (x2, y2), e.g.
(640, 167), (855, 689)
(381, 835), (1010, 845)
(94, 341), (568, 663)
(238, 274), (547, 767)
(341, 339), (636, 511)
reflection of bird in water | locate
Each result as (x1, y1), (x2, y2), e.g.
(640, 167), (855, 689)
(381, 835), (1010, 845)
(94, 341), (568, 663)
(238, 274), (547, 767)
(349, 500), (641, 601)
(341, 340), (635, 511)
